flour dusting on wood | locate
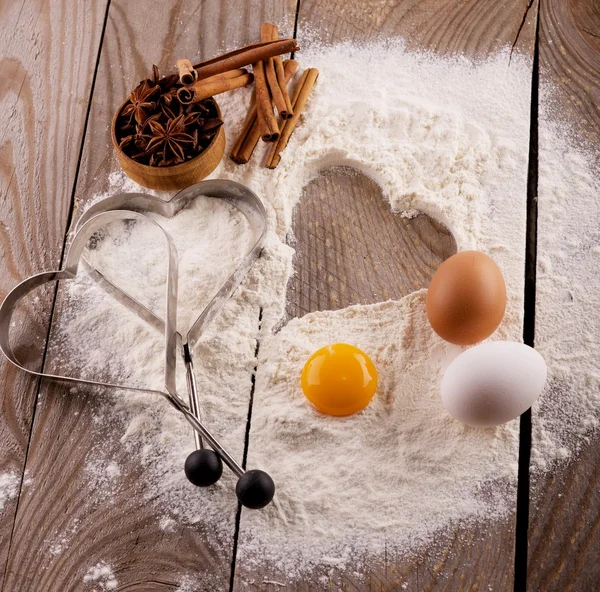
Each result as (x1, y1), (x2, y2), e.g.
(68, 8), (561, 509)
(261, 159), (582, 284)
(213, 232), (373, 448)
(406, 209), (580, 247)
(30, 40), (599, 581)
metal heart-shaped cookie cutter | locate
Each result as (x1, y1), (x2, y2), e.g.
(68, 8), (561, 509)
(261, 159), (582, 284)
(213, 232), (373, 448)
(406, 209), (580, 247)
(0, 180), (275, 509)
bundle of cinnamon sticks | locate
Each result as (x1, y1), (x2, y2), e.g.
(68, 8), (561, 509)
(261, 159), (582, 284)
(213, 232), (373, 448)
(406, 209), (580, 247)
(230, 23), (319, 168)
(174, 23), (318, 169)
(175, 37), (297, 104)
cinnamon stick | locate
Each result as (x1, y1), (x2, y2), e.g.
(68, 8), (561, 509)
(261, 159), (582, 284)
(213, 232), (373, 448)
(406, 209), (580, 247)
(176, 59), (197, 85)
(230, 59), (298, 164)
(177, 69), (252, 104)
(261, 24), (293, 119)
(266, 68), (319, 169)
(193, 39), (299, 81)
(230, 106), (259, 165)
(261, 23), (287, 118)
(274, 54), (293, 119)
(253, 59), (279, 141)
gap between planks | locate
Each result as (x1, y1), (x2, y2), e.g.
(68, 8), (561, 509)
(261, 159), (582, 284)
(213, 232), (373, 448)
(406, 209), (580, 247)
(229, 307), (264, 591)
(515, 1), (540, 591)
(228, 4), (302, 589)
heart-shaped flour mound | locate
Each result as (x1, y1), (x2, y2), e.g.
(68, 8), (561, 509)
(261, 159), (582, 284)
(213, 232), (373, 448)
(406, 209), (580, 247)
(78, 181), (267, 349)
(286, 167), (457, 319)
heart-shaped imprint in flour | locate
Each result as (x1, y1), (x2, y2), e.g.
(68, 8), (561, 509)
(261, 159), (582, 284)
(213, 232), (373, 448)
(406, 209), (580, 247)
(286, 167), (457, 319)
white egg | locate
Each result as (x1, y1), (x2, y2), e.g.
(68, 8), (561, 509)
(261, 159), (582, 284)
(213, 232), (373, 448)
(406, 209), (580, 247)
(440, 341), (547, 427)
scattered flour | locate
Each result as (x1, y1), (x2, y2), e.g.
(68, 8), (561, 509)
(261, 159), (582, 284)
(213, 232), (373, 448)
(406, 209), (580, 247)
(159, 515), (177, 532)
(47, 518), (81, 557)
(84, 196), (257, 333)
(175, 577), (195, 592)
(26, 39), (599, 584)
(0, 472), (19, 512)
(83, 562), (118, 591)
(175, 574), (224, 592)
(85, 458), (122, 494)
(532, 84), (600, 465)
(48, 536), (69, 557)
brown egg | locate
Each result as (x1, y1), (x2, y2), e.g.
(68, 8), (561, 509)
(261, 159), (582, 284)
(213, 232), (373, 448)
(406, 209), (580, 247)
(426, 251), (506, 345)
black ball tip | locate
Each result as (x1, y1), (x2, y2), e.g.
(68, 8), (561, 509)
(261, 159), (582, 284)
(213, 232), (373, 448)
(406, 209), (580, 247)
(184, 449), (223, 487)
(236, 469), (275, 509)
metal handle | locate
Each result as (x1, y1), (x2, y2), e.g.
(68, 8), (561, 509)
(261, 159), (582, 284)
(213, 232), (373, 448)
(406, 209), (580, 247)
(165, 390), (244, 477)
(184, 344), (203, 450)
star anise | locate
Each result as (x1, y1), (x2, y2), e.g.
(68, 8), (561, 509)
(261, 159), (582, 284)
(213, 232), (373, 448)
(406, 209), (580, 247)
(118, 113), (160, 154)
(182, 111), (201, 127)
(121, 79), (160, 126)
(161, 89), (178, 106)
(192, 101), (210, 114)
(116, 66), (222, 167)
(199, 118), (223, 135)
(161, 103), (182, 120)
(145, 115), (196, 163)
(158, 73), (179, 92)
(118, 131), (148, 152)
(195, 118), (224, 148)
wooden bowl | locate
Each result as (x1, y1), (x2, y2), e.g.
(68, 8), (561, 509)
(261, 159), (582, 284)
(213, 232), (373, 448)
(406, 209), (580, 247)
(111, 97), (225, 191)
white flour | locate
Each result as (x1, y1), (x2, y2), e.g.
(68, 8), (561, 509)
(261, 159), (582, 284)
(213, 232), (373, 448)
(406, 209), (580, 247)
(0, 472), (19, 512)
(33, 40), (598, 584)
(532, 86), (600, 464)
(83, 562), (118, 591)
(84, 197), (257, 333)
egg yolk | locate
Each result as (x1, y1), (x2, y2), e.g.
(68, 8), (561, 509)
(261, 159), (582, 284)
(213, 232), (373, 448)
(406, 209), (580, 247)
(301, 343), (378, 416)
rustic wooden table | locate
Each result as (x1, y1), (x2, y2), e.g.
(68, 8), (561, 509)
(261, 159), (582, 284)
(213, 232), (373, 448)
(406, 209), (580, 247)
(0, 0), (598, 590)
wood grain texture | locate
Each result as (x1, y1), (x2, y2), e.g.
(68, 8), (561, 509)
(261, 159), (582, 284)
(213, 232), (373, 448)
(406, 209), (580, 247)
(286, 166), (457, 320)
(2, 2), (296, 591)
(296, 0), (538, 57)
(0, 0), (108, 588)
(536, 0), (600, 167)
(235, 1), (538, 590)
(528, 441), (600, 591)
(528, 1), (600, 590)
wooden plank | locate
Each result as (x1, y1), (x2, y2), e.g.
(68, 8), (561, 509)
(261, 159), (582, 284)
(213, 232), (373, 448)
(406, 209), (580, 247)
(0, 0), (109, 587)
(1, 2), (297, 591)
(294, 0), (537, 56)
(235, 1), (538, 590)
(528, 0), (600, 589)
